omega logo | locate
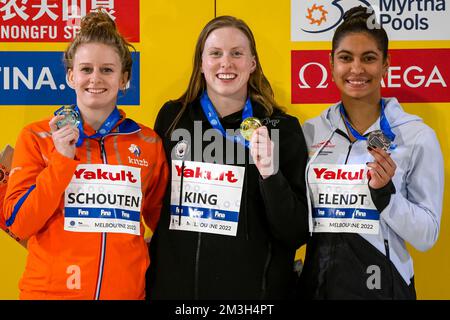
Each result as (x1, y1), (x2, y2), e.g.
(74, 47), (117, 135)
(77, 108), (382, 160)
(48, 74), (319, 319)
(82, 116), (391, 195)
(298, 62), (329, 89)
(297, 63), (447, 89)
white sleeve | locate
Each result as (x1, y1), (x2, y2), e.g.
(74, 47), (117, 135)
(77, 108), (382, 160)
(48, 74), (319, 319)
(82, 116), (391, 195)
(380, 128), (444, 251)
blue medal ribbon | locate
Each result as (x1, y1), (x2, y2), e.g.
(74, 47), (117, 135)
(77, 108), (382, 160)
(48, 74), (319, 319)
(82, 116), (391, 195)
(200, 91), (253, 148)
(54, 105), (121, 147)
(339, 99), (396, 150)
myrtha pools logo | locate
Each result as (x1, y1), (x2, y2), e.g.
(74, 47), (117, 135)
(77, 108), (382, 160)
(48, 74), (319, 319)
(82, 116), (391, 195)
(291, 0), (449, 41)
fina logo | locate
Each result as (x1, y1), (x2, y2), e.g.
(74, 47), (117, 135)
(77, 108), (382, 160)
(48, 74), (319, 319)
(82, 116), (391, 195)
(128, 144), (141, 157)
(301, 0), (373, 33)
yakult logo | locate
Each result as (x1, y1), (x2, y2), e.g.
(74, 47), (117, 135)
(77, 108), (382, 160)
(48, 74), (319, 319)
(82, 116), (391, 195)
(292, 49), (450, 103)
(74, 168), (137, 183)
(175, 165), (238, 183)
(314, 167), (365, 181)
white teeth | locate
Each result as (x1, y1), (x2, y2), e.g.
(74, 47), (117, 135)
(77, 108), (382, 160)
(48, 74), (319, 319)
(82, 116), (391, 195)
(86, 88), (106, 94)
(348, 80), (367, 85)
(217, 74), (236, 80)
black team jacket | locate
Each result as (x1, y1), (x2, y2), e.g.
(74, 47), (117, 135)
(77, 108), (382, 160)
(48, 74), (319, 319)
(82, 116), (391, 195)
(146, 98), (309, 299)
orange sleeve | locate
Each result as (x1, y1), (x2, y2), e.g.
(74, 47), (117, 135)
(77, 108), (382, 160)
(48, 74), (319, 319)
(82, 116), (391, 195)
(0, 183), (7, 231)
(142, 139), (169, 233)
(3, 126), (80, 240)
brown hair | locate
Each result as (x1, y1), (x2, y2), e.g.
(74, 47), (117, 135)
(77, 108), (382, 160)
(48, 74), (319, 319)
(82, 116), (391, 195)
(64, 10), (134, 82)
(167, 15), (282, 135)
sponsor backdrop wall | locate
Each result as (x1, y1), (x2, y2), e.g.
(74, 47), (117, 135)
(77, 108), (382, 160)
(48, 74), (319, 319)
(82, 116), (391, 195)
(0, 0), (448, 299)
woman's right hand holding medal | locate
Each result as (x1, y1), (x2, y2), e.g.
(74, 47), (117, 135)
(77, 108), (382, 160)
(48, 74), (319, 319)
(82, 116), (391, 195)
(249, 126), (275, 179)
(49, 115), (80, 159)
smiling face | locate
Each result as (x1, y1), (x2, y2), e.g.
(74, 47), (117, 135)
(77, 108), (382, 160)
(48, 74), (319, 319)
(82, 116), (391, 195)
(67, 42), (128, 114)
(331, 32), (390, 103)
(201, 27), (256, 103)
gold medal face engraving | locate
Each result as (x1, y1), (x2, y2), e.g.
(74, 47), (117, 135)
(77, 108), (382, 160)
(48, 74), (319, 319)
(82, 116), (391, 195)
(56, 105), (81, 129)
(240, 117), (262, 141)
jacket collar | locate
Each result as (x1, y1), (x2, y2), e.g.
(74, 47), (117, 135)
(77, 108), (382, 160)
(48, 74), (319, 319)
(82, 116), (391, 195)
(81, 109), (141, 136)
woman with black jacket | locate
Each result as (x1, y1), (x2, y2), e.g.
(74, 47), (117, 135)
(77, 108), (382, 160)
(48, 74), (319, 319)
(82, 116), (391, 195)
(146, 15), (309, 300)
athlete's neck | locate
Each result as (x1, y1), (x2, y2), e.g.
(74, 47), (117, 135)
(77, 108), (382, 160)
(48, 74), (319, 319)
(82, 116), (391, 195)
(207, 91), (247, 118)
(78, 104), (116, 131)
(341, 96), (381, 139)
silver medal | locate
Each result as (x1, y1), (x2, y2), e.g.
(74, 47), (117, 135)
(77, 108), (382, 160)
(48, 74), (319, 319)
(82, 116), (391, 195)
(56, 105), (81, 129)
(367, 130), (391, 151)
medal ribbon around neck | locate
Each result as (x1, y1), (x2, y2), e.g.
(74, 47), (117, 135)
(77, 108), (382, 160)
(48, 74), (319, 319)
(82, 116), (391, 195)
(53, 105), (121, 147)
(339, 99), (396, 150)
(200, 91), (253, 148)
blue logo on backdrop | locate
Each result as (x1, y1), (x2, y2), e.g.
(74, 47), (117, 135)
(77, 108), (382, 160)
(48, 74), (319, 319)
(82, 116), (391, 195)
(0, 51), (140, 105)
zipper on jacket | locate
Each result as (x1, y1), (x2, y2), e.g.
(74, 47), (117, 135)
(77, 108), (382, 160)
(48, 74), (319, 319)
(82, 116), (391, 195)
(260, 241), (272, 299)
(174, 139), (201, 299)
(344, 142), (354, 164)
(194, 232), (202, 299)
(94, 232), (107, 299)
(322, 133), (353, 298)
(176, 157), (201, 298)
(384, 239), (395, 299)
(178, 160), (185, 225)
(99, 138), (107, 163)
(94, 138), (108, 300)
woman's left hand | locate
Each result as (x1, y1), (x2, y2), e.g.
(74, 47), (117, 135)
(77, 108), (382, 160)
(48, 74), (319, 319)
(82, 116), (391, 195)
(366, 146), (397, 189)
(250, 126), (275, 179)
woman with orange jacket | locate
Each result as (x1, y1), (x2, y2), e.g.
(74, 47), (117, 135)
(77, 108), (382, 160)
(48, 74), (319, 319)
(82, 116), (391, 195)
(3, 11), (168, 300)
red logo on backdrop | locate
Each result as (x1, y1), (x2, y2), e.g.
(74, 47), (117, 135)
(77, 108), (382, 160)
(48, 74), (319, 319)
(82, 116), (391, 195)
(292, 49), (450, 103)
(0, 0), (139, 42)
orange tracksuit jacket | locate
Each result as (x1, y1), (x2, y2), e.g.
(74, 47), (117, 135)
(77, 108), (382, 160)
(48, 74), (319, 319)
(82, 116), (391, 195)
(3, 110), (168, 300)
(0, 184), (6, 230)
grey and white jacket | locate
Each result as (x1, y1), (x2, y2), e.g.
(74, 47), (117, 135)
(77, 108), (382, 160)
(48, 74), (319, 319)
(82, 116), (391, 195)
(302, 97), (444, 287)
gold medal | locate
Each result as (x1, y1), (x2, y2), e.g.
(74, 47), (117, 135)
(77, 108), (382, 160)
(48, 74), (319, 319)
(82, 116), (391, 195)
(240, 117), (262, 141)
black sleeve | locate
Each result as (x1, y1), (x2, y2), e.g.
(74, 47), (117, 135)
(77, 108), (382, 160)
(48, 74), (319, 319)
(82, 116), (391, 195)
(369, 180), (396, 212)
(259, 116), (309, 249)
(154, 101), (174, 139)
